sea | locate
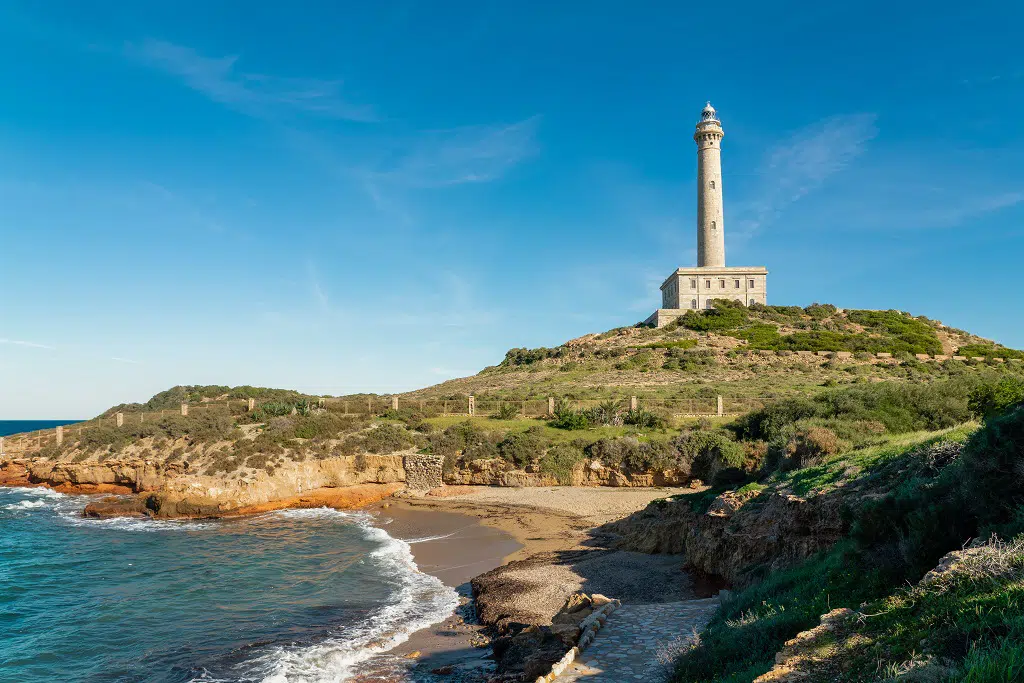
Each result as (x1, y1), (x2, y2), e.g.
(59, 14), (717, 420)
(0, 419), (83, 437)
(0, 485), (460, 682)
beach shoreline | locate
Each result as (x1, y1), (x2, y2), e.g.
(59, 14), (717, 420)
(359, 485), (691, 681)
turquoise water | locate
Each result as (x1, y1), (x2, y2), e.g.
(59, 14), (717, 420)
(0, 487), (458, 682)
(0, 419), (82, 437)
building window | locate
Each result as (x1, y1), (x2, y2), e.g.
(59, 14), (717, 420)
(706, 300), (713, 309)
(749, 298), (756, 306)
(710, 181), (715, 189)
(691, 299), (697, 309)
(719, 279), (725, 288)
(705, 279), (711, 288)
(748, 279), (755, 288)
(690, 279), (697, 288)
(711, 220), (717, 230)
(734, 279), (740, 288)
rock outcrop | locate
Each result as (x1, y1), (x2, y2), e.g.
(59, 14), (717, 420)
(605, 488), (846, 586)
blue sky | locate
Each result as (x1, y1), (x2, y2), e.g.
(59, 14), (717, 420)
(2, 1), (1023, 418)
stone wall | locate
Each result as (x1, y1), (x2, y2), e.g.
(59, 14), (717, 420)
(403, 453), (444, 491)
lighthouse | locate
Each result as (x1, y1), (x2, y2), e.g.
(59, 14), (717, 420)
(645, 102), (769, 327)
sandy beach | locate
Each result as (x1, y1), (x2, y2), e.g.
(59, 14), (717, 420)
(362, 485), (691, 680)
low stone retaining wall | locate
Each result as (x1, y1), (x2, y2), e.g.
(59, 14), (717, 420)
(534, 599), (621, 682)
(403, 453), (444, 491)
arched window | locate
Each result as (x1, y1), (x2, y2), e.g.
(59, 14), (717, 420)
(710, 181), (715, 189)
(691, 299), (698, 309)
(749, 299), (756, 306)
(711, 221), (717, 230)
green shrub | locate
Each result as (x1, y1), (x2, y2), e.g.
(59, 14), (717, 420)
(968, 377), (1024, 420)
(662, 348), (718, 372)
(674, 429), (746, 482)
(500, 346), (562, 366)
(633, 339), (697, 350)
(804, 303), (837, 319)
(497, 428), (546, 467)
(782, 426), (843, 470)
(587, 437), (674, 472)
(539, 444), (585, 484)
(371, 423), (415, 453)
(493, 403), (520, 420)
(622, 408), (664, 429)
(957, 343), (1024, 360)
(550, 402), (591, 430)
(680, 299), (749, 332)
(961, 406), (1024, 524)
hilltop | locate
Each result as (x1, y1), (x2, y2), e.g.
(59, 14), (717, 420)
(408, 302), (1019, 400)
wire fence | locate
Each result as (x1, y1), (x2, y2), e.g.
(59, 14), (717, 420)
(0, 394), (764, 457)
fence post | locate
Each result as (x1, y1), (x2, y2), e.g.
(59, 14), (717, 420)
(116, 412), (124, 427)
(368, 397), (373, 414)
(717, 395), (724, 417)
(291, 405), (298, 416)
(630, 396), (638, 411)
(0, 436), (4, 455)
(140, 412), (145, 423)
(181, 403), (188, 417)
(468, 395), (475, 416)
(343, 401), (349, 415)
(56, 426), (63, 445)
(521, 400), (527, 417)
(248, 398), (256, 411)
(548, 397), (555, 415)
(392, 396), (399, 411)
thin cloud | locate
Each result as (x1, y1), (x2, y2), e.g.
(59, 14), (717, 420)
(735, 113), (878, 237)
(109, 357), (140, 364)
(126, 39), (375, 122)
(0, 338), (55, 350)
(361, 116), (541, 189)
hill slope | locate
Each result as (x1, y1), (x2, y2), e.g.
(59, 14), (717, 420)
(407, 302), (1020, 400)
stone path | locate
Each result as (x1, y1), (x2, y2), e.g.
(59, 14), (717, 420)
(558, 598), (719, 682)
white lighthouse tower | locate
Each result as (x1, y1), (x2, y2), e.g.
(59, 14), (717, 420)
(645, 102), (769, 327)
(695, 102), (726, 268)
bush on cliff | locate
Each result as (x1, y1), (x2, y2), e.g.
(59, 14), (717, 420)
(731, 375), (1006, 443)
(539, 444), (585, 484)
(671, 402), (1024, 682)
(673, 429), (746, 482)
(498, 428), (546, 468)
(968, 376), (1024, 420)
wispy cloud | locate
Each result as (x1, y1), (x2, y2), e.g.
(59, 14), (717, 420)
(0, 338), (55, 350)
(126, 39), (375, 122)
(306, 261), (330, 311)
(109, 357), (140, 364)
(735, 113), (878, 237)
(360, 117), (541, 189)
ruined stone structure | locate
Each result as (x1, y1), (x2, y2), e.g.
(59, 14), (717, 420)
(646, 102), (769, 328)
(403, 453), (444, 491)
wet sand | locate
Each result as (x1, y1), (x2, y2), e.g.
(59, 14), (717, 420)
(362, 503), (524, 680)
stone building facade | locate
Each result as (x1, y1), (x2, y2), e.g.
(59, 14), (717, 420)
(646, 103), (769, 328)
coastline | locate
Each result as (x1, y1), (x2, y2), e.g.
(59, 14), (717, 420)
(2, 479), (690, 680)
(360, 485), (691, 680)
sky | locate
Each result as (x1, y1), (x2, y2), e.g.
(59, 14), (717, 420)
(1, 1), (1023, 419)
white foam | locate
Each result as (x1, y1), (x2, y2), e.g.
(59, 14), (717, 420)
(1, 485), (65, 498)
(3, 499), (48, 510)
(246, 509), (460, 683)
(0, 489), (219, 532)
